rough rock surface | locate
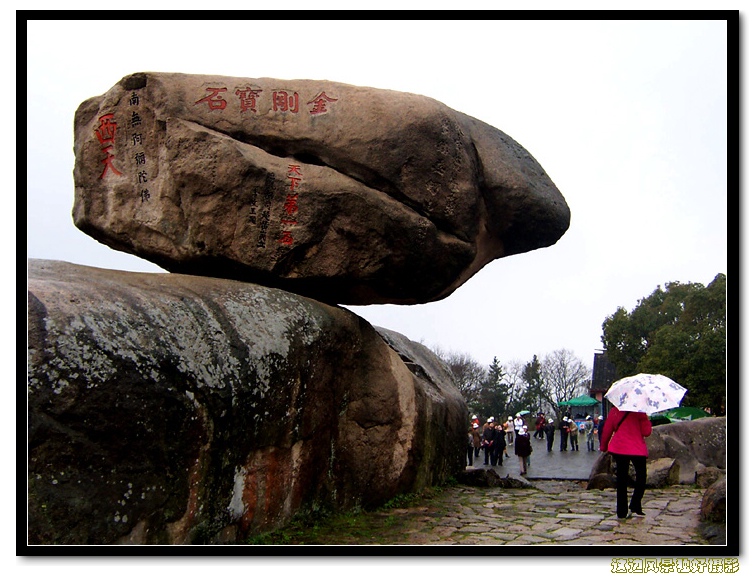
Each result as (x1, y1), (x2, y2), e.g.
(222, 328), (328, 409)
(72, 72), (570, 305)
(700, 476), (726, 524)
(646, 417), (726, 484)
(27, 259), (467, 545)
(695, 466), (725, 489)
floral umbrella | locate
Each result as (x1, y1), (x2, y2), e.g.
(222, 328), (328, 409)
(605, 373), (687, 415)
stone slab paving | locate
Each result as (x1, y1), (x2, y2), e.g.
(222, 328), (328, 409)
(349, 481), (715, 546)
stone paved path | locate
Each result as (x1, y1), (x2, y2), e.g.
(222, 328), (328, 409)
(269, 480), (713, 546)
(367, 480), (711, 546)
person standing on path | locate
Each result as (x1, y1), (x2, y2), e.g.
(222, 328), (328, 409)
(559, 416), (570, 451)
(534, 412), (546, 440)
(506, 416), (515, 445)
(584, 415), (595, 451)
(492, 423), (509, 464)
(482, 418), (495, 465)
(597, 414), (605, 445)
(466, 426), (475, 466)
(514, 413), (525, 436)
(471, 423), (482, 459)
(514, 424), (533, 475)
(600, 406), (653, 519)
(544, 418), (556, 452)
(568, 418), (579, 451)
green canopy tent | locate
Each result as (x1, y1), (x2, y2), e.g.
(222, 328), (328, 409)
(558, 394), (599, 407)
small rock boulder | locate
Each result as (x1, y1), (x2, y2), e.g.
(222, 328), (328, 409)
(646, 457), (681, 488)
(457, 468), (504, 488)
(586, 473), (616, 490)
(72, 72), (570, 305)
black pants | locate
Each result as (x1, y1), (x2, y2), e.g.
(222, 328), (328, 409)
(546, 434), (554, 452)
(613, 454), (647, 518)
(493, 443), (506, 465)
(467, 446), (474, 466)
(560, 433), (569, 451)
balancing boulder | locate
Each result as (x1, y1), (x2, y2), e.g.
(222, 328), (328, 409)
(73, 72), (570, 305)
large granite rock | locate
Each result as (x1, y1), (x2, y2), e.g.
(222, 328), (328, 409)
(27, 259), (467, 545)
(72, 73), (570, 305)
(646, 417), (726, 484)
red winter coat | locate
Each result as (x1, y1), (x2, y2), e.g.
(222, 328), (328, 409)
(599, 407), (652, 457)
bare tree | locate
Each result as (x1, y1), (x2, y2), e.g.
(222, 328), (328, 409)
(501, 359), (525, 418)
(541, 349), (592, 417)
(433, 347), (486, 412)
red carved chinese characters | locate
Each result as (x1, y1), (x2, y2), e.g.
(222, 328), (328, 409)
(272, 91), (299, 113)
(307, 92), (338, 115)
(287, 164), (303, 191)
(235, 87), (262, 113)
(278, 165), (303, 245)
(95, 114), (123, 178)
(195, 87), (228, 110)
(95, 113), (117, 145)
(193, 84), (338, 117)
(283, 193), (299, 216)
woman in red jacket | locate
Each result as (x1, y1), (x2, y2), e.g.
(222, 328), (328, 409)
(599, 406), (653, 519)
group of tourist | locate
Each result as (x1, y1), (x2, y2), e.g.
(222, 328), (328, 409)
(467, 413), (532, 474)
(556, 413), (603, 452)
(466, 410), (608, 475)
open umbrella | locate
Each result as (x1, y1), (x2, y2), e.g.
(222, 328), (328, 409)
(605, 373), (687, 415)
(517, 410), (531, 416)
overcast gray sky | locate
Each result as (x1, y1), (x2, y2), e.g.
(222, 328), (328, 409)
(26, 18), (728, 373)
(18, 9), (746, 573)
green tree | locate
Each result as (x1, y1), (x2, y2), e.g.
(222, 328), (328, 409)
(520, 355), (547, 414)
(478, 357), (508, 420)
(601, 274), (726, 414)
